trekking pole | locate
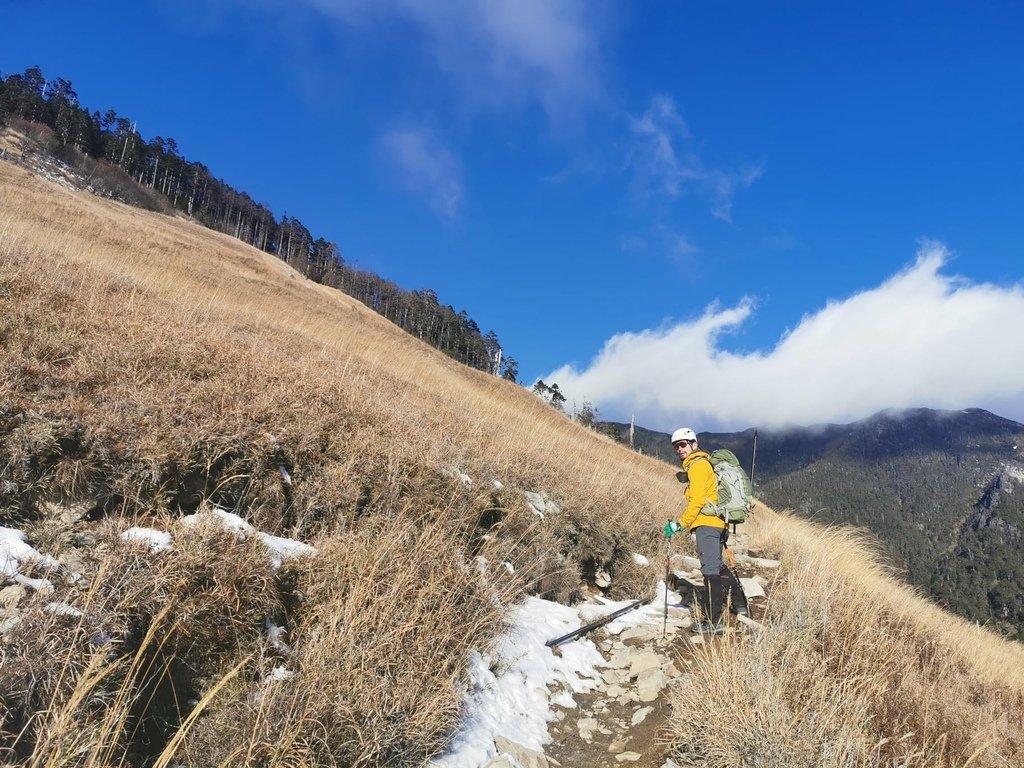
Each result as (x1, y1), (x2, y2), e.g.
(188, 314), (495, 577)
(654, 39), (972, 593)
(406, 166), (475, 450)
(663, 538), (672, 636)
(545, 598), (652, 647)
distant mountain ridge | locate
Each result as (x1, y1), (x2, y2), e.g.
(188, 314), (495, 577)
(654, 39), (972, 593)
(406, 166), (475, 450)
(602, 408), (1024, 637)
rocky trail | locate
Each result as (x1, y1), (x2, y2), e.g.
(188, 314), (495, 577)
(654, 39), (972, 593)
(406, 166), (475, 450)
(484, 533), (779, 768)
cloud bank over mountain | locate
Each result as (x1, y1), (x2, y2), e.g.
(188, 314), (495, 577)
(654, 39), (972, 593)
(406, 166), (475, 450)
(545, 244), (1024, 430)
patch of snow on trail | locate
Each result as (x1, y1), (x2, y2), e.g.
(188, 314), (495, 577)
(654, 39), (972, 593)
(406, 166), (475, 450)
(431, 595), (605, 768)
(121, 527), (173, 553)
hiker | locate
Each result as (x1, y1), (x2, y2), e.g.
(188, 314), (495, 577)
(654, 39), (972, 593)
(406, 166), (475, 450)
(663, 427), (732, 634)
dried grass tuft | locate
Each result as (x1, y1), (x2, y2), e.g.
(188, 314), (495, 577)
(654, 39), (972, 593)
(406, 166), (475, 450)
(177, 523), (517, 767)
(664, 507), (1024, 768)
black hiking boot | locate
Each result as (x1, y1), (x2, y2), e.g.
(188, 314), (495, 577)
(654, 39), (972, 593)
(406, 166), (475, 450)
(689, 619), (726, 635)
(690, 576), (726, 634)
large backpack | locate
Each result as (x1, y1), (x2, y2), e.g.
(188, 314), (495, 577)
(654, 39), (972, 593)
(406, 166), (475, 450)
(702, 449), (753, 524)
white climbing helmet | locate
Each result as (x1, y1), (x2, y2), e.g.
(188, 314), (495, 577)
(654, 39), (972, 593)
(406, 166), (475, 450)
(670, 427), (697, 444)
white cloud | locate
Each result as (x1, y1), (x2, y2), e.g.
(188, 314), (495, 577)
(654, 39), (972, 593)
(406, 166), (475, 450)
(628, 95), (762, 222)
(303, 0), (602, 123)
(379, 127), (462, 218)
(544, 244), (1024, 429)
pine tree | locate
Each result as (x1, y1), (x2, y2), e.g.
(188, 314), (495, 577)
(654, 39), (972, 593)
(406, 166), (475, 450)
(501, 357), (519, 383)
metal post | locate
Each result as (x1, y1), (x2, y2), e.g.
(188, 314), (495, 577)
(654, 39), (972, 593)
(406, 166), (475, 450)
(750, 429), (758, 488)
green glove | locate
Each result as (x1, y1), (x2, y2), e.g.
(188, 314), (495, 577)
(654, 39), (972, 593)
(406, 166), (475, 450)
(663, 520), (681, 539)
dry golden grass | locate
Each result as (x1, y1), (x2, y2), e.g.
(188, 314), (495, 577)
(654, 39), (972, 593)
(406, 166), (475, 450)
(4, 153), (1024, 766)
(1, 520), (279, 764)
(1, 156), (672, 764)
(0, 157), (675, 554)
(665, 504), (1024, 768)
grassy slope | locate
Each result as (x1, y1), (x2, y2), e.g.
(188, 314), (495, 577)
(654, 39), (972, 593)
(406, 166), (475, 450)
(2, 152), (1024, 767)
(0, 154), (670, 765)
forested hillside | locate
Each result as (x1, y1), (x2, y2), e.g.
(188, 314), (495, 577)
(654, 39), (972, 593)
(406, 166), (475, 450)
(607, 410), (1024, 638)
(0, 66), (517, 379)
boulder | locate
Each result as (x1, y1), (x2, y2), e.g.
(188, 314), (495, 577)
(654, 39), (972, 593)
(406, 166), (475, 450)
(627, 649), (660, 679)
(494, 736), (547, 768)
(636, 667), (667, 702)
(739, 578), (765, 599)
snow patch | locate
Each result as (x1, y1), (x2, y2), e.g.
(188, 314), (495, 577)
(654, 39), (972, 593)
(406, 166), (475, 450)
(631, 553), (650, 567)
(278, 465), (293, 486)
(45, 601), (84, 618)
(1, 526), (60, 579)
(181, 509), (315, 571)
(265, 619), (293, 656)
(430, 596), (604, 767)
(267, 665), (294, 683)
(121, 527), (173, 553)
(578, 582), (679, 636)
(1003, 464), (1024, 489)
(258, 532), (315, 571)
(182, 508), (255, 537)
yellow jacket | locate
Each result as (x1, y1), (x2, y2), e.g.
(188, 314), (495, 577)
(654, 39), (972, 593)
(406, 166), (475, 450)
(677, 450), (725, 531)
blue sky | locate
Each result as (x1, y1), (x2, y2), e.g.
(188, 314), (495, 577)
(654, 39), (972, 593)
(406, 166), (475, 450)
(4, 0), (1024, 430)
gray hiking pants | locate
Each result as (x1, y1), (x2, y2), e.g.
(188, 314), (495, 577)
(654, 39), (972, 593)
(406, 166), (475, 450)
(694, 526), (724, 577)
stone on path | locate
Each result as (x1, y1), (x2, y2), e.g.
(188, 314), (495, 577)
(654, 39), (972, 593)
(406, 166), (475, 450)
(494, 736), (548, 768)
(603, 667), (628, 686)
(620, 624), (662, 643)
(631, 706), (654, 725)
(616, 752), (643, 762)
(636, 667), (668, 702)
(578, 717), (598, 742)
(739, 577), (765, 599)
(627, 649), (661, 679)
